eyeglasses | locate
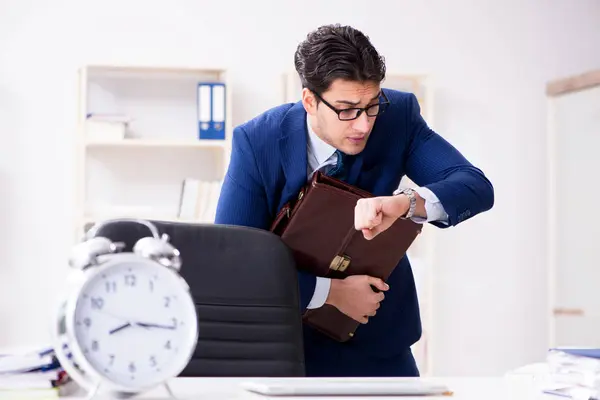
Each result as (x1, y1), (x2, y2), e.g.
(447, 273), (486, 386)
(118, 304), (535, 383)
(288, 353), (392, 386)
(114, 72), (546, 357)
(312, 90), (390, 121)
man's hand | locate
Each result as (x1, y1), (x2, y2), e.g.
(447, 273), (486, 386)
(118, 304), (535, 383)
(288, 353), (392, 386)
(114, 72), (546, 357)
(325, 275), (389, 324)
(354, 195), (409, 240)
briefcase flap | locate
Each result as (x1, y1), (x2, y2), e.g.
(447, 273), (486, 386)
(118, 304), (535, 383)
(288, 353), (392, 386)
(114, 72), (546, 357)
(276, 172), (421, 279)
(333, 218), (422, 279)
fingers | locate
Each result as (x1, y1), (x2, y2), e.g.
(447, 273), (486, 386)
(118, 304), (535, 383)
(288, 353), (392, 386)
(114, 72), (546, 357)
(366, 276), (389, 291)
(362, 228), (375, 241)
(366, 307), (378, 317)
(361, 307), (379, 323)
(342, 275), (389, 325)
(354, 198), (382, 231)
(355, 197), (402, 240)
(363, 217), (395, 240)
(358, 298), (381, 324)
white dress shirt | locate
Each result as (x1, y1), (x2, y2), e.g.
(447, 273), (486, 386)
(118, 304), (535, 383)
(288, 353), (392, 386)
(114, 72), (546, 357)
(305, 117), (449, 309)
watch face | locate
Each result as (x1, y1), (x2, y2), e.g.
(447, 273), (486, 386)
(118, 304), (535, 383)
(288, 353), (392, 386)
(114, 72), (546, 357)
(71, 255), (197, 389)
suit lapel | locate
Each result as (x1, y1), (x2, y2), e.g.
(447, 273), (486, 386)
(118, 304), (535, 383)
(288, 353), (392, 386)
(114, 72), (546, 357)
(278, 102), (308, 203)
(277, 102), (377, 201)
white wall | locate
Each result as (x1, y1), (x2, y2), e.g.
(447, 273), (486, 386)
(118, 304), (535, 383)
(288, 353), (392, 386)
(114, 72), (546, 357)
(0, 0), (599, 375)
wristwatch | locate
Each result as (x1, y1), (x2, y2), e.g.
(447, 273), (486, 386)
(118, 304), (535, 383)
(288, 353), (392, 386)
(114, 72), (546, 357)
(393, 187), (416, 219)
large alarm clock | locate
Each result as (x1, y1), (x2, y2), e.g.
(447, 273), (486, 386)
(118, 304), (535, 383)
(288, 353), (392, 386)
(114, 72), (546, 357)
(52, 219), (198, 398)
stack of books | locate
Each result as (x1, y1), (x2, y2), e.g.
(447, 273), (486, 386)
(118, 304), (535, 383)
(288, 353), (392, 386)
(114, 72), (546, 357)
(178, 178), (223, 223)
(542, 347), (600, 399)
(0, 345), (71, 398)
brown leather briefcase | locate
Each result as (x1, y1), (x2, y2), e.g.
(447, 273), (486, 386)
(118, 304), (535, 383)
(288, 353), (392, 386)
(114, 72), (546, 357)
(270, 171), (422, 342)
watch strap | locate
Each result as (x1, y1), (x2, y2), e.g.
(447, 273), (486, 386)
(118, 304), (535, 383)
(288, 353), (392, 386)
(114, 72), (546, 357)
(393, 187), (417, 219)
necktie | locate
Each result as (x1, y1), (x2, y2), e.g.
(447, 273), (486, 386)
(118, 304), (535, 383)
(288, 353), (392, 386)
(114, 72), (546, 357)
(328, 149), (347, 180)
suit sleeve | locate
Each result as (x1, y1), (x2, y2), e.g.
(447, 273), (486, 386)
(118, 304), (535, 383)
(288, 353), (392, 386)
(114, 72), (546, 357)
(403, 94), (494, 228)
(215, 126), (270, 229)
(215, 126), (317, 311)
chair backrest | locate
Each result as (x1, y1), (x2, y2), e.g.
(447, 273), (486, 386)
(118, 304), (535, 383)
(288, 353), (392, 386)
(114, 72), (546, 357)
(87, 219), (305, 377)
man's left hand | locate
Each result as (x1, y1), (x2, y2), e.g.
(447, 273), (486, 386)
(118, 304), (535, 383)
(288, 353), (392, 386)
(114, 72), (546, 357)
(354, 195), (409, 240)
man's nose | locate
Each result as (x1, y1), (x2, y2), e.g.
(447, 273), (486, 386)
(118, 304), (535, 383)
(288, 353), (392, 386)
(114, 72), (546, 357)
(352, 112), (372, 133)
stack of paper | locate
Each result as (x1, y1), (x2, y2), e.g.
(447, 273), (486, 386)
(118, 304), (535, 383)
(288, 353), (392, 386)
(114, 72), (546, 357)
(541, 348), (600, 399)
(0, 345), (70, 398)
(85, 113), (132, 141)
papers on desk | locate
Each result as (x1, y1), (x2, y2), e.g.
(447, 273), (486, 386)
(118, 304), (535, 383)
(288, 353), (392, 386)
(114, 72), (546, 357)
(541, 347), (600, 399)
(0, 345), (69, 398)
(240, 378), (453, 397)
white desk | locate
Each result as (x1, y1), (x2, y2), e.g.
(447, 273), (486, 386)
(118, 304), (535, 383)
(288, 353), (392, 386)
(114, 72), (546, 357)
(62, 376), (560, 400)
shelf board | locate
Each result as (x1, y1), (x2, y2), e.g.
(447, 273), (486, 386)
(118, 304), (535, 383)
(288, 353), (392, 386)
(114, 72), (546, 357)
(84, 64), (227, 80)
(85, 138), (227, 149)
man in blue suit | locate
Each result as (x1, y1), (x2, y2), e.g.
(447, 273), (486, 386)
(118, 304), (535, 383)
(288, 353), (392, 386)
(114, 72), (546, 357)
(215, 24), (494, 377)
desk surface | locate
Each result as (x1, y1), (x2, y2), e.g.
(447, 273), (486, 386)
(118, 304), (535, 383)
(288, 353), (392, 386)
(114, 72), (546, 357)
(62, 376), (559, 400)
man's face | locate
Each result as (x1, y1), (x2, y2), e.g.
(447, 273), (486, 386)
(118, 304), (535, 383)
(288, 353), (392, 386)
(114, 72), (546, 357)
(303, 79), (381, 155)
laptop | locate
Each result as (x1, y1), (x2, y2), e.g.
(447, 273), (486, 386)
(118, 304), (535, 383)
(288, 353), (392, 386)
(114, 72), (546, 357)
(240, 378), (453, 397)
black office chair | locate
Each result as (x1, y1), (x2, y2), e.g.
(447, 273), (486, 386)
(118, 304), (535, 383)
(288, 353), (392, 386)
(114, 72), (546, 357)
(86, 219), (305, 377)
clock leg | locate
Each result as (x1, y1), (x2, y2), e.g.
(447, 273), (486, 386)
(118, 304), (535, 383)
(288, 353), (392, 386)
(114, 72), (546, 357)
(164, 381), (178, 399)
(83, 382), (101, 400)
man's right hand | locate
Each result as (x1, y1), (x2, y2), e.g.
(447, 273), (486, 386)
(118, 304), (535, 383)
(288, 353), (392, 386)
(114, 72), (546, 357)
(325, 275), (388, 324)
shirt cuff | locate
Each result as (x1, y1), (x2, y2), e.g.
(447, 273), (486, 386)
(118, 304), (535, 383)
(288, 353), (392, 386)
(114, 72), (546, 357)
(411, 186), (449, 225)
(306, 277), (331, 309)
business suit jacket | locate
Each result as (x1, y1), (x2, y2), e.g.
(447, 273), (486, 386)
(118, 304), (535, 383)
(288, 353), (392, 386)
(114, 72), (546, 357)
(214, 88), (494, 376)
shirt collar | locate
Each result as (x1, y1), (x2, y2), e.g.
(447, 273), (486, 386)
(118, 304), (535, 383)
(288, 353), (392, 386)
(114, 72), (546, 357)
(306, 115), (336, 165)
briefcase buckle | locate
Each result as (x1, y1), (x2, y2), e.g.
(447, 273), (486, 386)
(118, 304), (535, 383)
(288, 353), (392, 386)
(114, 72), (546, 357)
(330, 254), (351, 272)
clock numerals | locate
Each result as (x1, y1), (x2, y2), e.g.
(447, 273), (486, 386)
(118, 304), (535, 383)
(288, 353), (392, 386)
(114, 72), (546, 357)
(105, 281), (117, 293)
(91, 297), (104, 310)
(74, 266), (195, 385)
(124, 274), (136, 287)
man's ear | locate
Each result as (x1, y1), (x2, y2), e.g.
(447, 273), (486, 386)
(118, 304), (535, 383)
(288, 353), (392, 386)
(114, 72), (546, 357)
(301, 88), (318, 115)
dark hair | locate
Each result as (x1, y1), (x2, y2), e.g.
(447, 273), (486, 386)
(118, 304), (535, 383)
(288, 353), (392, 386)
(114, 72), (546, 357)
(294, 24), (386, 95)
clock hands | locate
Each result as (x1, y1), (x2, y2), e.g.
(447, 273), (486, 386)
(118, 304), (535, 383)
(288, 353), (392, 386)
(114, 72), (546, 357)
(108, 322), (132, 335)
(99, 308), (177, 335)
(136, 322), (176, 330)
(108, 321), (176, 335)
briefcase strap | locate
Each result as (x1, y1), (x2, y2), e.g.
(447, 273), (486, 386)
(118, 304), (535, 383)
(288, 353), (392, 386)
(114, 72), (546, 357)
(328, 224), (356, 273)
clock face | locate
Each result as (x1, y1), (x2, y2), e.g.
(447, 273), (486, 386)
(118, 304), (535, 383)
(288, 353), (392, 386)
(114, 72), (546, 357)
(71, 256), (197, 389)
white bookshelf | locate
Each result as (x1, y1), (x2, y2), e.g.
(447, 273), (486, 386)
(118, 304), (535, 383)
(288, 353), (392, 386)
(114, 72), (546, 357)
(282, 70), (438, 376)
(74, 64), (232, 241)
